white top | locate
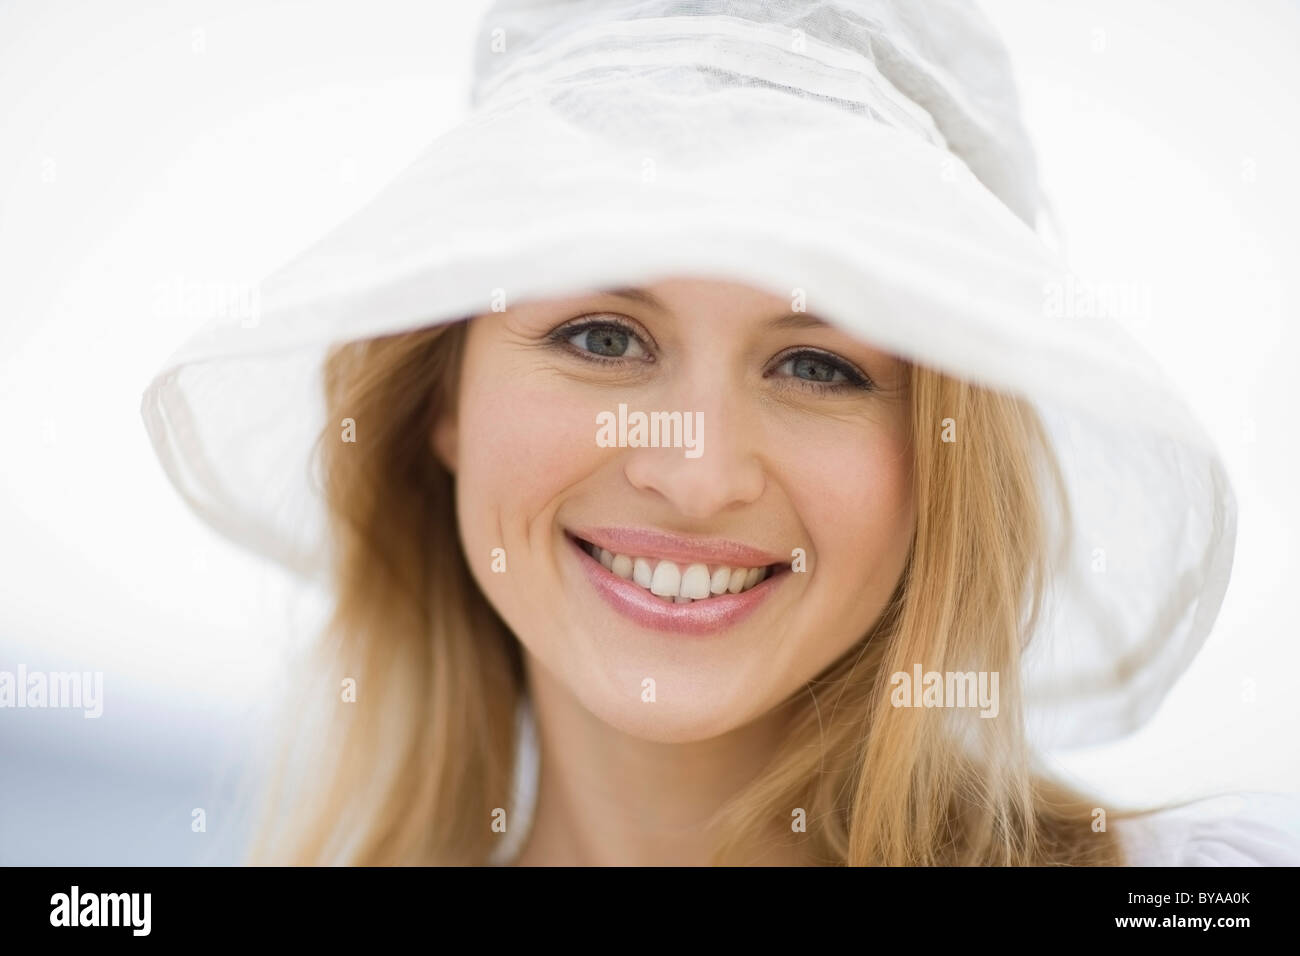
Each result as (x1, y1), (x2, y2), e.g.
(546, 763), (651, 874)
(489, 699), (1300, 866)
(487, 695), (541, 867)
(1112, 792), (1300, 866)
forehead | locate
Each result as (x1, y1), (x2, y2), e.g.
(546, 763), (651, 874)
(603, 278), (793, 314)
(538, 278), (829, 332)
(584, 279), (901, 362)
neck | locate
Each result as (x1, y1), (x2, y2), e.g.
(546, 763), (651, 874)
(512, 651), (807, 866)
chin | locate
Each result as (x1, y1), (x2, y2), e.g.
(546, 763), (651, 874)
(568, 664), (771, 744)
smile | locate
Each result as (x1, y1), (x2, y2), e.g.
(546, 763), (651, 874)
(565, 528), (789, 635)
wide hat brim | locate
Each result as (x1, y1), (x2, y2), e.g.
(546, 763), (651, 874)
(142, 77), (1235, 753)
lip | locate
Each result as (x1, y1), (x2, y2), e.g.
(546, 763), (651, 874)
(568, 526), (783, 568)
(565, 531), (787, 636)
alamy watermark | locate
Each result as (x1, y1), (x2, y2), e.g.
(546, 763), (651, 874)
(890, 664), (999, 718)
(0, 665), (103, 718)
(1043, 275), (1152, 326)
(596, 403), (704, 459)
(50, 886), (150, 936)
(152, 273), (261, 328)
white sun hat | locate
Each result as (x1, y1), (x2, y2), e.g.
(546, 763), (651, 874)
(140, 0), (1235, 752)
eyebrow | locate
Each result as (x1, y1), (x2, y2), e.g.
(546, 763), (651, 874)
(601, 286), (831, 329)
(768, 312), (831, 331)
(602, 286), (669, 311)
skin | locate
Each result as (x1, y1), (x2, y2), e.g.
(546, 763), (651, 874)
(433, 277), (915, 865)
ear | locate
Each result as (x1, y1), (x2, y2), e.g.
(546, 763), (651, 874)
(432, 401), (459, 473)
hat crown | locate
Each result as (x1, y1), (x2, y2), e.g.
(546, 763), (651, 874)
(470, 0), (1041, 224)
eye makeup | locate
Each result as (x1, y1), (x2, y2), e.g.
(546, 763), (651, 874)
(541, 313), (878, 395)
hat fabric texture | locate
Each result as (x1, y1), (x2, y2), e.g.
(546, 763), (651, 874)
(142, 0), (1236, 752)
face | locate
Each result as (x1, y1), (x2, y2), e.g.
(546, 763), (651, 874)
(435, 277), (915, 743)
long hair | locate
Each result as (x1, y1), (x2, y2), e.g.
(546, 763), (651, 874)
(246, 318), (1130, 865)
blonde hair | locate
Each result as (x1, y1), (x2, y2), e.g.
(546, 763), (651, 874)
(247, 318), (1131, 865)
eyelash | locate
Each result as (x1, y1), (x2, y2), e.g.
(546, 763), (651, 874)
(767, 347), (874, 393)
(546, 316), (655, 366)
(545, 316), (875, 393)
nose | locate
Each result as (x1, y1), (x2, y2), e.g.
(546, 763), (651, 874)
(621, 383), (766, 520)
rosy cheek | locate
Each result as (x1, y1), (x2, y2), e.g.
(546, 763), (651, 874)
(785, 426), (913, 587)
(457, 369), (609, 519)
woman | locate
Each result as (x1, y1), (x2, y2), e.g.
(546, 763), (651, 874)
(141, 0), (1298, 865)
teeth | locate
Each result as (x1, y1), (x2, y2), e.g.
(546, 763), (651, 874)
(611, 554), (633, 579)
(632, 557), (654, 589)
(709, 567), (731, 594)
(580, 539), (773, 603)
(649, 560), (681, 597)
(680, 564), (712, 599)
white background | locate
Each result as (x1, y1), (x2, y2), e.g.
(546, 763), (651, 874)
(1, 0), (1297, 863)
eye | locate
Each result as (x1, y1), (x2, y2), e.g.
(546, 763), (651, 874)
(548, 316), (653, 363)
(768, 349), (874, 392)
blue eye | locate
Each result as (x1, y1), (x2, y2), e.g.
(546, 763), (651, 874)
(783, 354), (847, 383)
(567, 323), (649, 359)
(548, 316), (653, 363)
(770, 349), (873, 392)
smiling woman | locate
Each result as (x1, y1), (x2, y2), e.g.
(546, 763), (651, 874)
(239, 277), (1111, 866)
(140, 0), (1289, 867)
(443, 279), (918, 747)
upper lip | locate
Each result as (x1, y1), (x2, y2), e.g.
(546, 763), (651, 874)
(568, 526), (783, 568)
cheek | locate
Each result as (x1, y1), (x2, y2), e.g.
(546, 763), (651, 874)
(781, 415), (914, 614)
(452, 358), (605, 556)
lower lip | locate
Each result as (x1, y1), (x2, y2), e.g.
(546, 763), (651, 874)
(566, 533), (785, 636)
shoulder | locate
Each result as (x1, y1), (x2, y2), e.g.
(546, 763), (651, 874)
(1113, 792), (1300, 866)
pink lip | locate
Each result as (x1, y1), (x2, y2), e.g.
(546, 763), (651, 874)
(566, 533), (786, 636)
(569, 526), (782, 567)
